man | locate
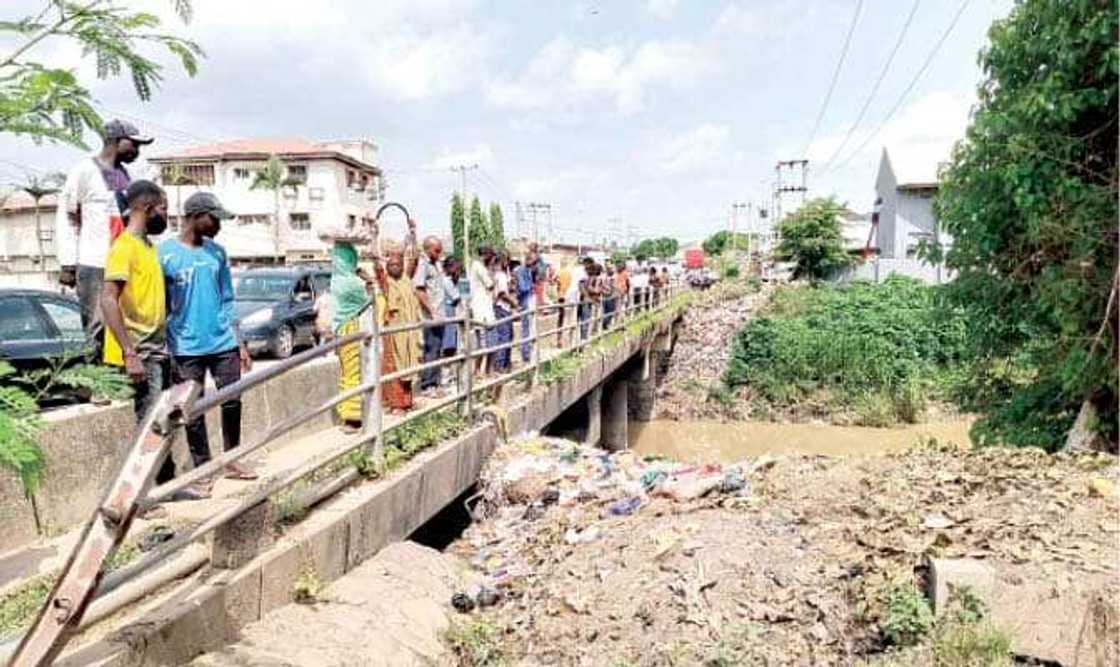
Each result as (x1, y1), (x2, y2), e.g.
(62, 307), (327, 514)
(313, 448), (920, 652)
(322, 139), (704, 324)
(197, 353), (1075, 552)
(576, 258), (598, 340)
(631, 261), (649, 311)
(413, 235), (446, 393)
(159, 192), (256, 487)
(58, 120), (153, 338)
(100, 180), (171, 514)
(490, 252), (518, 373)
(565, 258), (588, 344)
(614, 259), (631, 315)
(602, 264), (617, 330)
(469, 246), (496, 374)
(513, 249), (538, 363)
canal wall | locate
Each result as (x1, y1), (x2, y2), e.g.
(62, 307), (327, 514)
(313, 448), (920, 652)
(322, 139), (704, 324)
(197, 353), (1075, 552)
(55, 309), (682, 666)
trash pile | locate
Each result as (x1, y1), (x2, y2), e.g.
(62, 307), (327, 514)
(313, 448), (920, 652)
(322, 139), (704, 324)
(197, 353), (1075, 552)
(449, 435), (754, 607)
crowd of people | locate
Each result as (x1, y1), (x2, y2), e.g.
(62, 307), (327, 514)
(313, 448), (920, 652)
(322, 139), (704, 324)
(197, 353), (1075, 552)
(50, 118), (675, 516)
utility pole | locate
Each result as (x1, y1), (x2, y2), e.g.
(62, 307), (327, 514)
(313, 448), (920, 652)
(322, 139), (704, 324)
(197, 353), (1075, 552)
(526, 202), (551, 249)
(730, 202), (748, 257)
(774, 159), (809, 221)
(450, 164), (478, 258)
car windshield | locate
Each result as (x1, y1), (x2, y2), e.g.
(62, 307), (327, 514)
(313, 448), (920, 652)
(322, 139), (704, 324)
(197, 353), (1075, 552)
(235, 275), (293, 301)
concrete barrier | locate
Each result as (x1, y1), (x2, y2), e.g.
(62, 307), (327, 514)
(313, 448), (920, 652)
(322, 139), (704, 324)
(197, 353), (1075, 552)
(0, 357), (341, 551)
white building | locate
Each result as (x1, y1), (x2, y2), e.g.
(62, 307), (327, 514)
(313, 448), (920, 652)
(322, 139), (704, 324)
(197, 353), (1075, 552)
(0, 191), (62, 289)
(873, 147), (949, 260)
(150, 138), (384, 264)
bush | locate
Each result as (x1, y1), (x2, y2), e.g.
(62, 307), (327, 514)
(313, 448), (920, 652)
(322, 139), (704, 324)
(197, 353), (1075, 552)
(720, 263), (740, 279)
(881, 582), (935, 648)
(723, 278), (967, 425)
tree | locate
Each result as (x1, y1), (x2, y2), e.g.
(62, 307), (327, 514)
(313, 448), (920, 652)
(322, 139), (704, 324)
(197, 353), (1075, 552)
(488, 202), (505, 250)
(775, 197), (852, 281)
(1, 1), (203, 148)
(250, 155), (294, 263)
(932, 0), (1117, 451)
(468, 195), (488, 252)
(632, 239), (657, 262)
(653, 237), (679, 260)
(450, 193), (465, 260)
(702, 230), (751, 256)
(18, 172), (64, 269)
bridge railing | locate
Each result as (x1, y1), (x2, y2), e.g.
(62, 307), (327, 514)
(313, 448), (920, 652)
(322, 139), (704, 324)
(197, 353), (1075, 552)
(8, 280), (685, 666)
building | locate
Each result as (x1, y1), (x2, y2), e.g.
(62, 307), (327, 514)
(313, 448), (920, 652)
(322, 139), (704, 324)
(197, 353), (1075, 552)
(150, 138), (384, 264)
(0, 191), (62, 289)
(839, 209), (872, 254)
(873, 147), (948, 260)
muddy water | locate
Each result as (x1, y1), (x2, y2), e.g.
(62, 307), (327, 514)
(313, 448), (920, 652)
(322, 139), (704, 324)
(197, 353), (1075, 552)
(629, 419), (973, 462)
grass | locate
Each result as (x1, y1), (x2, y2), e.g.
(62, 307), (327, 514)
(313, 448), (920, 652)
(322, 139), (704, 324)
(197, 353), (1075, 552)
(0, 574), (52, 636)
(443, 617), (507, 666)
(292, 563), (322, 604)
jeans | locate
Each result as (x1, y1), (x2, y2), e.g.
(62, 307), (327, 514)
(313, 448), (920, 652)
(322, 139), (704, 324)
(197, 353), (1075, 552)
(603, 297), (616, 330)
(171, 348), (243, 475)
(125, 355), (175, 484)
(77, 264), (104, 341)
(517, 293), (533, 362)
(578, 303), (591, 340)
(420, 323), (445, 389)
(491, 305), (513, 371)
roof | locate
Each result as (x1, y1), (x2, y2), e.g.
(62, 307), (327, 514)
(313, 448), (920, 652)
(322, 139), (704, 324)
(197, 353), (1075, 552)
(880, 147), (947, 191)
(1, 191), (59, 214)
(151, 138), (381, 173)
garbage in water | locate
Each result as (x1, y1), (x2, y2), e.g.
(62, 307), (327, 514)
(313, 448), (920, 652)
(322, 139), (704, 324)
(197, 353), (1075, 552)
(139, 525), (175, 552)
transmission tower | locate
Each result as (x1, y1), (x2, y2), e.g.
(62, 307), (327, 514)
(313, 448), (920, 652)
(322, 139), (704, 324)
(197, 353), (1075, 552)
(774, 159), (809, 223)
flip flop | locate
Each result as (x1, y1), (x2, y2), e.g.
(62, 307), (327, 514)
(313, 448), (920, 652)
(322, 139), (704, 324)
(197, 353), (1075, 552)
(224, 464), (259, 481)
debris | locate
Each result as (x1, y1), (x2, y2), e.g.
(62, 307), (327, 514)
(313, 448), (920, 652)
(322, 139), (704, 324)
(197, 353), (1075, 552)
(921, 513), (956, 530)
(139, 525), (175, 551)
(1088, 477), (1115, 498)
(607, 496), (641, 516)
(451, 592), (475, 613)
(564, 526), (601, 544)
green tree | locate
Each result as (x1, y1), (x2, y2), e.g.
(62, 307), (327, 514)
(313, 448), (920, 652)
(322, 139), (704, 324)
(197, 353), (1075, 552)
(632, 238), (657, 261)
(653, 236), (679, 259)
(702, 230), (751, 256)
(1, 1), (203, 148)
(468, 196), (488, 252)
(488, 202), (505, 250)
(250, 155), (296, 263)
(775, 197), (853, 281)
(933, 0), (1118, 450)
(17, 172), (65, 268)
(450, 193), (465, 260)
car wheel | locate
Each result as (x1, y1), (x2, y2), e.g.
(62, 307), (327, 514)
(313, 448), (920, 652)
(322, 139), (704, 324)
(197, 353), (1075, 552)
(272, 326), (295, 359)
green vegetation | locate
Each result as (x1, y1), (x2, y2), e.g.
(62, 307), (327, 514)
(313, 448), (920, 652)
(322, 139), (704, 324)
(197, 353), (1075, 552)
(1, 357), (132, 495)
(932, 0), (1118, 451)
(775, 197), (854, 282)
(724, 279), (966, 426)
(487, 203), (505, 250)
(1, 1), (203, 148)
(701, 230), (751, 257)
(444, 617), (507, 666)
(881, 581), (935, 648)
(292, 563), (322, 604)
(872, 585), (1012, 667)
(468, 196), (488, 253)
(0, 574), (51, 636)
(632, 237), (679, 261)
(450, 193), (466, 260)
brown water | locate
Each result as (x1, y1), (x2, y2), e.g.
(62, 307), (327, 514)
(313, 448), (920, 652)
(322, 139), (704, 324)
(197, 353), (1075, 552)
(629, 419), (973, 462)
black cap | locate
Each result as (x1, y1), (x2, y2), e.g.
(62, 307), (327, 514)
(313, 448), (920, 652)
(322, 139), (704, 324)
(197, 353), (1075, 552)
(183, 192), (235, 220)
(103, 119), (154, 145)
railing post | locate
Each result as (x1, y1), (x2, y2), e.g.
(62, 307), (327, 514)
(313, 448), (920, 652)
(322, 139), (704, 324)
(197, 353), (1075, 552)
(460, 317), (474, 420)
(361, 304), (383, 462)
(531, 303), (541, 387)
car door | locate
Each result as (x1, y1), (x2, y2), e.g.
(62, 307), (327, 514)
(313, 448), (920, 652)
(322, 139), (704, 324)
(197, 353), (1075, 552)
(0, 294), (62, 367)
(37, 296), (90, 360)
(290, 275), (317, 344)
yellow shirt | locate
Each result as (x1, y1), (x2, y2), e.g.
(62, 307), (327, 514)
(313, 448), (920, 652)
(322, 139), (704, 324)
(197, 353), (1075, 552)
(103, 231), (167, 365)
(557, 266), (572, 298)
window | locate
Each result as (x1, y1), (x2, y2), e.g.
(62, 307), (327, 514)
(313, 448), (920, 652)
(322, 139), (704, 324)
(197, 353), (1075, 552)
(361, 173), (370, 189)
(160, 163), (215, 186)
(39, 299), (84, 342)
(233, 167), (251, 180)
(38, 226), (53, 241)
(0, 296), (50, 341)
(347, 214), (357, 228)
(168, 215), (181, 231)
(346, 170), (357, 188)
(286, 165), (307, 184)
(289, 213), (311, 231)
(308, 187), (325, 201)
(310, 274), (330, 296)
(237, 214), (270, 226)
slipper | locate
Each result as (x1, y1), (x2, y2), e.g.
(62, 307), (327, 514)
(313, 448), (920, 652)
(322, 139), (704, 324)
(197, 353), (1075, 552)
(224, 463), (259, 480)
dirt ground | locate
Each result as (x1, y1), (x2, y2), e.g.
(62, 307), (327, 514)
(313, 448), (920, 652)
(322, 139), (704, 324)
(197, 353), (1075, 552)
(445, 438), (1120, 666)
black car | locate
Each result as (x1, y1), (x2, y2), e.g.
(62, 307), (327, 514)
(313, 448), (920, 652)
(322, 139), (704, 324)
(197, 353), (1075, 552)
(0, 288), (90, 373)
(234, 265), (331, 358)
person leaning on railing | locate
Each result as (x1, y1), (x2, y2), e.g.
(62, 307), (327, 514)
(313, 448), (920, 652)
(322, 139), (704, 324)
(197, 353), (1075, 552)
(323, 224), (375, 433)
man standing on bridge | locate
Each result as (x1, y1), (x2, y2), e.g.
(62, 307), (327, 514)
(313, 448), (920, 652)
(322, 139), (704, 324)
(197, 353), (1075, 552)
(159, 192), (256, 489)
(413, 235), (447, 395)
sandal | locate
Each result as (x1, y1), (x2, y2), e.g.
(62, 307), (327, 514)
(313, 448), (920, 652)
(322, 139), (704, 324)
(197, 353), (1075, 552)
(224, 461), (259, 480)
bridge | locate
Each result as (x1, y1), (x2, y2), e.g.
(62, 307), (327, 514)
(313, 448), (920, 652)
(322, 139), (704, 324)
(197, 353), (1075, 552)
(3, 285), (688, 666)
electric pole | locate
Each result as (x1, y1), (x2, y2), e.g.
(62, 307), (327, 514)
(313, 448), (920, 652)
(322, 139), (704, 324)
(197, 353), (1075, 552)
(526, 202), (552, 249)
(730, 202), (748, 257)
(450, 164), (478, 259)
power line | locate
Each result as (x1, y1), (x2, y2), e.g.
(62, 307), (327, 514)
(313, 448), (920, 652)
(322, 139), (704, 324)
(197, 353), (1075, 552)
(802, 0), (864, 156)
(817, 0), (922, 174)
(827, 0), (972, 174)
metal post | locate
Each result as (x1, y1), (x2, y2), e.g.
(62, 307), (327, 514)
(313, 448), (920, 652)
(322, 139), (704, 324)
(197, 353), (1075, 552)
(362, 304), (383, 460)
(531, 303), (541, 387)
(461, 316), (474, 420)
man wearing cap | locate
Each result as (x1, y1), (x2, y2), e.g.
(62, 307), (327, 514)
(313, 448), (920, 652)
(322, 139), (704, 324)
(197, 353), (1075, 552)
(159, 192), (256, 487)
(56, 119), (153, 338)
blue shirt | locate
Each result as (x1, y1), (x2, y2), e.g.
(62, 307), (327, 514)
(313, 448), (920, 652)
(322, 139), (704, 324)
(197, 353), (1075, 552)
(159, 238), (237, 356)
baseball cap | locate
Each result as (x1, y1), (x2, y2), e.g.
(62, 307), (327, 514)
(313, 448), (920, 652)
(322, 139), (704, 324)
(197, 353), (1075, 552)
(103, 119), (154, 145)
(183, 192), (235, 220)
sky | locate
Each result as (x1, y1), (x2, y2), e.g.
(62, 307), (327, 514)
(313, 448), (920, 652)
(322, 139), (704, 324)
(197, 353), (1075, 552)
(0, 0), (1015, 245)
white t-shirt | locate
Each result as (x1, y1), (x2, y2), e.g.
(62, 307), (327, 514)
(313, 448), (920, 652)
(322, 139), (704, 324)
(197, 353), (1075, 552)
(631, 270), (649, 290)
(54, 158), (120, 269)
(564, 265), (586, 302)
(468, 259), (495, 324)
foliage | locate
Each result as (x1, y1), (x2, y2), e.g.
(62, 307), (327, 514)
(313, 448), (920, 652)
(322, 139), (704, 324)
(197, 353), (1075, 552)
(292, 563), (322, 604)
(720, 263), (740, 280)
(450, 193), (466, 260)
(632, 237), (679, 261)
(724, 279), (967, 426)
(488, 202), (505, 250)
(931, 0), (1118, 450)
(609, 249), (629, 266)
(468, 196), (488, 253)
(775, 197), (853, 281)
(0, 573), (51, 636)
(444, 617), (507, 666)
(0, 1), (203, 148)
(881, 581), (935, 648)
(702, 230), (751, 256)
(249, 154), (293, 261)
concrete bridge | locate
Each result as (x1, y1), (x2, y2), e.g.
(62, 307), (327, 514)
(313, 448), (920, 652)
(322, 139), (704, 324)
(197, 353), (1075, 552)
(2, 292), (687, 666)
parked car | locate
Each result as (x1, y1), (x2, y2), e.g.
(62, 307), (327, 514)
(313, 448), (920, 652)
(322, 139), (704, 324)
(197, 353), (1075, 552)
(0, 288), (90, 373)
(235, 265), (331, 358)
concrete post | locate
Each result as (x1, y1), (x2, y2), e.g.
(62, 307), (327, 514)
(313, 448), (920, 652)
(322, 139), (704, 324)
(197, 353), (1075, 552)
(585, 385), (602, 447)
(627, 356), (656, 422)
(212, 500), (274, 570)
(601, 377), (628, 451)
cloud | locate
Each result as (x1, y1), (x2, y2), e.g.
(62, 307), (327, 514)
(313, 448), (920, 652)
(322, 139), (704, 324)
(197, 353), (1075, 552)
(647, 123), (737, 175)
(487, 35), (715, 115)
(645, 0), (679, 20)
(427, 144), (496, 170)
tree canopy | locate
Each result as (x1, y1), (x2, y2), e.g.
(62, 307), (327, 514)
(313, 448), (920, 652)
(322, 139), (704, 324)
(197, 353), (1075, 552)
(702, 230), (751, 256)
(632, 237), (679, 261)
(933, 0), (1118, 450)
(775, 197), (852, 281)
(488, 202), (505, 249)
(0, 1), (203, 148)
(450, 193), (465, 260)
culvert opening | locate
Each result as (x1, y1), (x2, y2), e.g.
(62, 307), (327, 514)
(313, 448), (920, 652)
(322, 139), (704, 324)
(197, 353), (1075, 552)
(410, 484), (477, 551)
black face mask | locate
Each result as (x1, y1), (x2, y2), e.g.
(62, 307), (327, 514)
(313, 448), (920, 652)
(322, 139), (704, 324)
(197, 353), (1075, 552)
(118, 148), (139, 164)
(146, 212), (168, 235)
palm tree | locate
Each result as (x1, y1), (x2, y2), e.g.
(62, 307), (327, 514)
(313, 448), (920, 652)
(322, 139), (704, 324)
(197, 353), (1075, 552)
(250, 154), (298, 263)
(19, 173), (65, 270)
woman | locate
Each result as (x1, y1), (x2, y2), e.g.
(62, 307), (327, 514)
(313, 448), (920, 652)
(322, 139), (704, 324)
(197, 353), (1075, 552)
(490, 252), (518, 372)
(374, 244), (422, 414)
(468, 246), (496, 375)
(441, 257), (462, 360)
(328, 230), (374, 432)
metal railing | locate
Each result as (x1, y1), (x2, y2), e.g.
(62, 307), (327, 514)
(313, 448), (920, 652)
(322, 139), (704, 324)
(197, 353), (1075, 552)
(7, 280), (686, 666)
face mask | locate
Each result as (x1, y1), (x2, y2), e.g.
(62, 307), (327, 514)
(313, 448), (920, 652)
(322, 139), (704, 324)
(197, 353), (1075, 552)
(118, 146), (139, 164)
(146, 211), (168, 235)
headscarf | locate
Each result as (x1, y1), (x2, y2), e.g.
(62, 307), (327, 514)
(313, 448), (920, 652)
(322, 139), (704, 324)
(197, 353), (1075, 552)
(330, 241), (370, 333)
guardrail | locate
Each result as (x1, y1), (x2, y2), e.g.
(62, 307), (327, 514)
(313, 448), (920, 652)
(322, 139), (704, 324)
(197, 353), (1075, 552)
(7, 280), (685, 666)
